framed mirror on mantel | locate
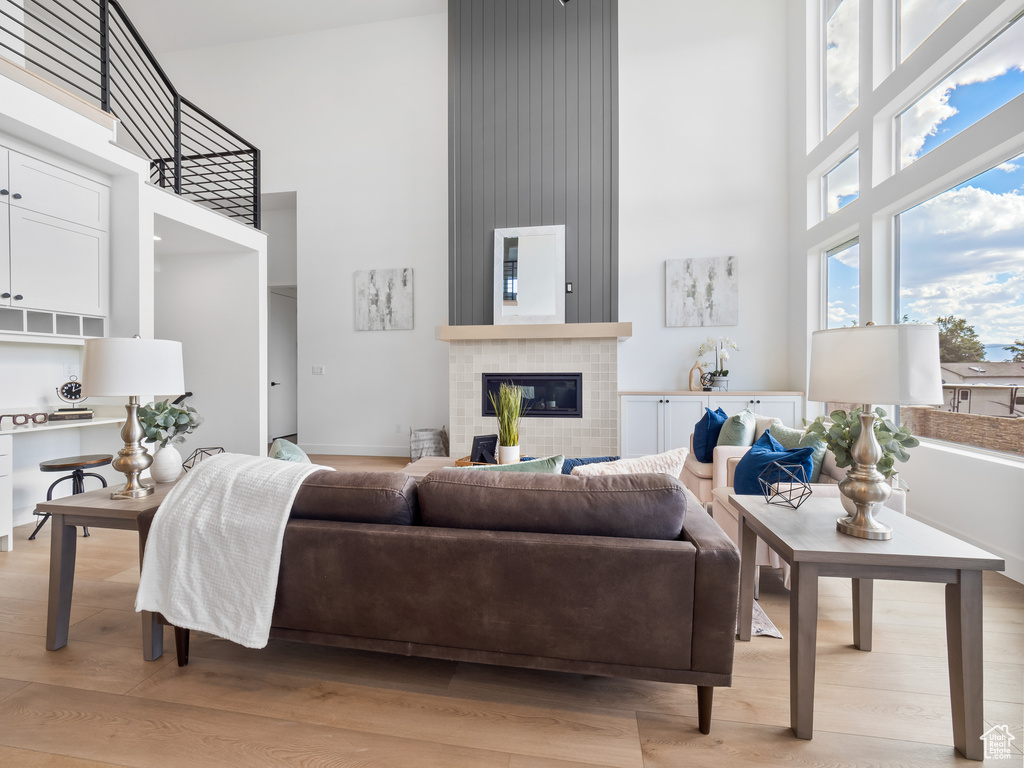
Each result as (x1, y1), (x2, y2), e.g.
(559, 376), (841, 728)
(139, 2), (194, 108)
(493, 225), (565, 325)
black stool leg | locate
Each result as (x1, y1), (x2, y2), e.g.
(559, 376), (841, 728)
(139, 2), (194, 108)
(30, 468), (106, 540)
(29, 475), (74, 540)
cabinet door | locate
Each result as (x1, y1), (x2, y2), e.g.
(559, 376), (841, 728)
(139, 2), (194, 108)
(708, 395), (753, 418)
(9, 208), (107, 316)
(0, 203), (9, 307)
(620, 396), (663, 458)
(748, 396), (800, 427)
(663, 396), (707, 452)
(8, 151), (109, 230)
(0, 149), (9, 197)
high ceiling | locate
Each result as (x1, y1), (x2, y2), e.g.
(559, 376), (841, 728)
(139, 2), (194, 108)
(116, 0), (447, 53)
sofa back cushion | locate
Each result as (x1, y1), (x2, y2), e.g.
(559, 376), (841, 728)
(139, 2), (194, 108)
(290, 470), (419, 525)
(418, 468), (686, 540)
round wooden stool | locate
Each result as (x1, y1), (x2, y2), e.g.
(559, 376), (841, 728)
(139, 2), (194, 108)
(30, 454), (114, 541)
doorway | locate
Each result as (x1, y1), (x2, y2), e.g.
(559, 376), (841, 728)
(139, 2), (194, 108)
(263, 192), (298, 442)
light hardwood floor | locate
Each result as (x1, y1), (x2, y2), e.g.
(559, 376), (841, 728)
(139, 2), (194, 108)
(0, 455), (1020, 767)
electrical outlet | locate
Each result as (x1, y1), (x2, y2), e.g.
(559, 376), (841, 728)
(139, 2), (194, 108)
(312, 365), (325, 375)
(566, 282), (573, 293)
(394, 423), (402, 434)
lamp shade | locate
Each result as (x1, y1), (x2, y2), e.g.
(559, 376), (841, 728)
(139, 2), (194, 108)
(82, 337), (185, 397)
(808, 324), (942, 405)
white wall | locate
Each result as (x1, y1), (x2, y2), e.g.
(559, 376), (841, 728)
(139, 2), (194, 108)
(263, 205), (297, 288)
(617, 1), (792, 393)
(157, 15), (450, 456)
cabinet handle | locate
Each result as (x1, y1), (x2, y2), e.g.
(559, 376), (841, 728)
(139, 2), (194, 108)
(11, 193), (21, 199)
(13, 294), (23, 300)
(0, 189), (8, 195)
(270, 381), (281, 387)
(1, 293), (9, 299)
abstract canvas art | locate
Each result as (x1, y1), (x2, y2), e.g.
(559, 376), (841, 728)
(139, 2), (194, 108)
(665, 256), (738, 327)
(355, 268), (414, 331)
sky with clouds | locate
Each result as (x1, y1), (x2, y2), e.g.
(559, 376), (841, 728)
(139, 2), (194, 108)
(825, 2), (1023, 358)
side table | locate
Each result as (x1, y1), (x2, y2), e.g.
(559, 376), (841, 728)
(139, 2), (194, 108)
(35, 483), (173, 659)
(731, 494), (1004, 761)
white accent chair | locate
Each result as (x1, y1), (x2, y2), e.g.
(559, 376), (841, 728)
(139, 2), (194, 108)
(680, 434), (750, 506)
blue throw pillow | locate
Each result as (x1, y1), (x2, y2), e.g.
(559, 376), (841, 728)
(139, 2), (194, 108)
(733, 431), (814, 495)
(692, 407), (728, 463)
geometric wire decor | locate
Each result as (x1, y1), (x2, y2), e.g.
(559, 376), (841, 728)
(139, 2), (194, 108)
(758, 460), (812, 509)
(182, 446), (225, 473)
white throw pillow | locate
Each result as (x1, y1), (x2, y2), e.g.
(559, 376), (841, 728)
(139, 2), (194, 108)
(753, 415), (783, 441)
(570, 447), (687, 478)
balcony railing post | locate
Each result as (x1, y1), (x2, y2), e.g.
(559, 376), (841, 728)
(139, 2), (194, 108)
(98, 0), (110, 111)
(173, 93), (183, 195)
(253, 149), (261, 229)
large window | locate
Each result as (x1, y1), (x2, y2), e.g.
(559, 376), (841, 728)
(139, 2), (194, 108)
(899, 14), (1024, 168)
(898, 0), (967, 62)
(825, 0), (859, 134)
(824, 150), (859, 215)
(825, 239), (859, 328)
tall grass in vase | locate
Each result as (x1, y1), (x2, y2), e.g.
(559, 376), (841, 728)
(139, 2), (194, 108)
(489, 382), (525, 464)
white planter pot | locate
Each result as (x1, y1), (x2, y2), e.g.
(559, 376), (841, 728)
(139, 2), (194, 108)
(498, 444), (520, 465)
(150, 444), (183, 483)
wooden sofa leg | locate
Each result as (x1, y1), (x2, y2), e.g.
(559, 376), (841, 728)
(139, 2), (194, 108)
(697, 686), (713, 734)
(174, 627), (190, 667)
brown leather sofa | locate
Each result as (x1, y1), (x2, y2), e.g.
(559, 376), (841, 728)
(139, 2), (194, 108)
(137, 467), (740, 734)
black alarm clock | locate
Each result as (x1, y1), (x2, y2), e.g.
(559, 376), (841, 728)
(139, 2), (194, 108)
(57, 375), (86, 405)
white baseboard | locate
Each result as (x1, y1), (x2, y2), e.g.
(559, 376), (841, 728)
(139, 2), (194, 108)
(300, 444), (410, 458)
(908, 511), (1023, 586)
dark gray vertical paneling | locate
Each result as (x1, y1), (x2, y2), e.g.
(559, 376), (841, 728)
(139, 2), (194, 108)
(449, 0), (617, 325)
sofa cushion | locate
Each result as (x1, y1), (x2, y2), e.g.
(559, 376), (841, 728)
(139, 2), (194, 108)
(269, 438), (311, 463)
(733, 432), (815, 495)
(290, 470), (419, 525)
(464, 454), (565, 473)
(693, 407), (728, 462)
(766, 424), (827, 482)
(716, 409), (756, 447)
(418, 468), (687, 540)
(569, 447), (687, 478)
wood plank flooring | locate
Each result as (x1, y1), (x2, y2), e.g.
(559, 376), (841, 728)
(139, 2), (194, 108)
(0, 454), (1020, 767)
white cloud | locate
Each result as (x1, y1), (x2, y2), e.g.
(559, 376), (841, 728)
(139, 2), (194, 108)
(998, 162), (1020, 173)
(826, 151), (859, 214)
(900, 18), (1024, 167)
(830, 242), (859, 268)
(828, 300), (858, 327)
(900, 183), (1024, 342)
(826, 0), (859, 133)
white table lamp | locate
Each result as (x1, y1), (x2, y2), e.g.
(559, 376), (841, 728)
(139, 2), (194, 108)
(808, 323), (942, 540)
(82, 337), (185, 499)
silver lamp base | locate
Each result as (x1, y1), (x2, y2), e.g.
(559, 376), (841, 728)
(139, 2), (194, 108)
(836, 405), (893, 541)
(110, 396), (154, 500)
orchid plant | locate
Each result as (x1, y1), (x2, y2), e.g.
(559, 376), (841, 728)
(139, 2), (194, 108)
(696, 337), (739, 377)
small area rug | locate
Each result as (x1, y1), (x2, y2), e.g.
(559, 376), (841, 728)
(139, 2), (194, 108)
(746, 600), (783, 639)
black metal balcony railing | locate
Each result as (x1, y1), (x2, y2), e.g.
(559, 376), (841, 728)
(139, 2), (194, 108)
(0, 0), (260, 228)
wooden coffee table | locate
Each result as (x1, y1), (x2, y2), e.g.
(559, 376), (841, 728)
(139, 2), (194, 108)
(403, 455), (459, 479)
(731, 494), (1004, 761)
(36, 483), (173, 659)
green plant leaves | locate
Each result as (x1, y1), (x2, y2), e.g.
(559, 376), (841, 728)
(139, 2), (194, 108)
(137, 399), (202, 448)
(807, 405), (919, 478)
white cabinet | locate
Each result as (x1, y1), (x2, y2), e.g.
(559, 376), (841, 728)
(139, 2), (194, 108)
(0, 145), (109, 328)
(620, 395), (707, 458)
(620, 392), (804, 458)
(708, 394), (800, 427)
(0, 435), (11, 552)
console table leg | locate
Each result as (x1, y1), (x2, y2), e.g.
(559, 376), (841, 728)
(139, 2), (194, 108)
(46, 513), (77, 651)
(790, 561), (819, 740)
(852, 578), (873, 651)
(737, 515), (757, 641)
(947, 569), (984, 760)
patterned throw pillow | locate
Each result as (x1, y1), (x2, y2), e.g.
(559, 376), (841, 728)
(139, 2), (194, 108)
(570, 447), (687, 478)
(716, 409), (757, 447)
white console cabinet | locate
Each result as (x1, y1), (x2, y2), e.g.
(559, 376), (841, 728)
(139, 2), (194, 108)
(0, 434), (11, 551)
(0, 144), (109, 334)
(619, 391), (804, 458)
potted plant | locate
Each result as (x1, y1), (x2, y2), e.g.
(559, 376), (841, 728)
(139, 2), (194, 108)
(138, 399), (203, 483)
(488, 381), (525, 464)
(696, 337), (739, 390)
(806, 406), (919, 514)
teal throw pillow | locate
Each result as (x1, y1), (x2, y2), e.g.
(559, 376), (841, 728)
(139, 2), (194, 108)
(716, 409), (757, 447)
(733, 432), (814, 495)
(693, 407), (728, 463)
(269, 438), (311, 463)
(465, 454), (565, 474)
(766, 424), (827, 482)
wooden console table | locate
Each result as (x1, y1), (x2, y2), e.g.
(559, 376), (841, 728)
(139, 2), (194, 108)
(732, 494), (1004, 761)
(36, 483), (172, 659)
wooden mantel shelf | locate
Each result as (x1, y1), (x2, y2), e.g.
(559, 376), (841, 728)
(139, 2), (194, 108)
(436, 322), (632, 342)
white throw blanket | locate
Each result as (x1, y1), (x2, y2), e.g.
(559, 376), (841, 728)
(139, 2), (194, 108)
(135, 452), (331, 648)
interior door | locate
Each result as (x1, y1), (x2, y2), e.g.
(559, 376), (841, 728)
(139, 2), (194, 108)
(268, 290), (298, 440)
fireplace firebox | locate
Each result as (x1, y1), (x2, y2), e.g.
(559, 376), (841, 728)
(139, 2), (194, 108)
(482, 373), (582, 418)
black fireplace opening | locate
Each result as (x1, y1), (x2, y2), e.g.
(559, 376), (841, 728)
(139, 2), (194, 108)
(482, 373), (583, 418)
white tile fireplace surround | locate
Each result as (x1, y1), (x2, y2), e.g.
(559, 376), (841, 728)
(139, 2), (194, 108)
(438, 324), (632, 459)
